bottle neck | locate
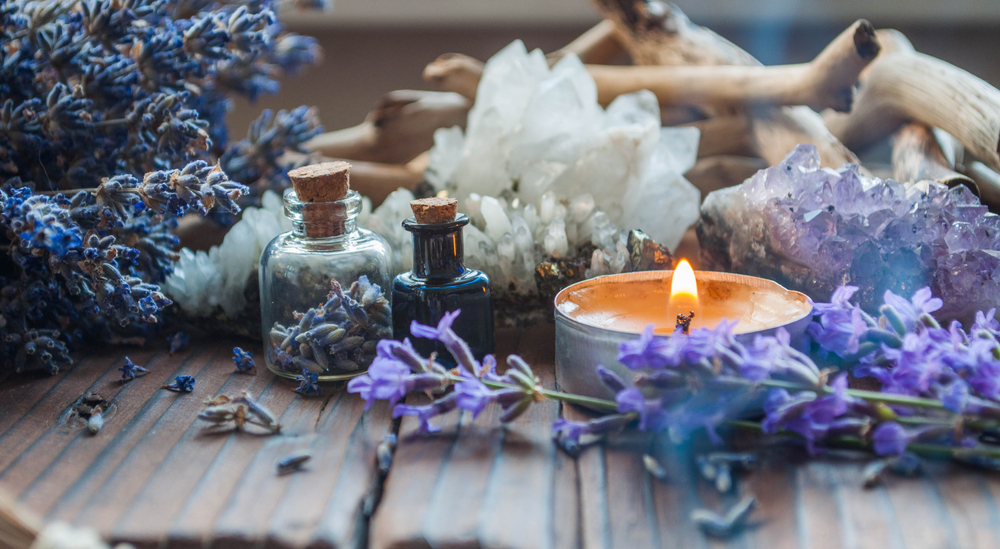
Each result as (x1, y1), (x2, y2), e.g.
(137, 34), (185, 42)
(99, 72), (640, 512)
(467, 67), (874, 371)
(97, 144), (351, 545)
(404, 215), (469, 279)
(284, 189), (361, 239)
(291, 216), (356, 238)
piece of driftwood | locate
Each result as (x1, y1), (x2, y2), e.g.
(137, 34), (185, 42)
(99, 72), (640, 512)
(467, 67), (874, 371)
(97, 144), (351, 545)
(588, 20), (876, 112)
(546, 19), (625, 65)
(591, 0), (865, 171)
(305, 90), (470, 165)
(825, 29), (1000, 172)
(685, 155), (768, 198)
(424, 20), (876, 113)
(964, 161), (1000, 212)
(686, 116), (754, 158)
(891, 123), (975, 190)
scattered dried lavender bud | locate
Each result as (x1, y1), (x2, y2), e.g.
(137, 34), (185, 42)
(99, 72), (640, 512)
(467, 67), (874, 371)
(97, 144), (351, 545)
(714, 464), (733, 493)
(377, 433), (397, 474)
(162, 375), (196, 393)
(863, 460), (889, 488)
(696, 455), (718, 481)
(277, 451), (311, 475)
(197, 391), (281, 434)
(643, 454), (669, 482)
(691, 496), (756, 538)
(119, 357), (148, 381)
(168, 332), (191, 355)
(232, 347), (257, 375)
(888, 452), (922, 477)
(87, 406), (104, 435)
(294, 369), (321, 396)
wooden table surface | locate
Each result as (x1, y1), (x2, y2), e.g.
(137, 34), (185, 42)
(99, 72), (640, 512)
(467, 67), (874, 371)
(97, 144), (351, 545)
(2, 324), (999, 549)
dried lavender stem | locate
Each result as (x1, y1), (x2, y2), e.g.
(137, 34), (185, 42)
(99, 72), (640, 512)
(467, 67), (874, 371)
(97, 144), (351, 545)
(446, 373), (619, 412)
(34, 187), (141, 196)
(727, 420), (1000, 460)
(716, 376), (948, 411)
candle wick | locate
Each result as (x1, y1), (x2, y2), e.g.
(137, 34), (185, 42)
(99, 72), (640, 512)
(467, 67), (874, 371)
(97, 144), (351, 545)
(675, 311), (694, 335)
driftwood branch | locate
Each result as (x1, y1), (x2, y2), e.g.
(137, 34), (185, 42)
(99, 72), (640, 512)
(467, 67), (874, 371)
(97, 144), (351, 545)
(587, 20), (876, 112)
(591, 0), (865, 171)
(891, 123), (975, 190)
(963, 162), (1000, 212)
(546, 19), (624, 65)
(685, 155), (768, 198)
(686, 116), (754, 158)
(424, 20), (876, 113)
(305, 90), (469, 165)
(825, 29), (1000, 172)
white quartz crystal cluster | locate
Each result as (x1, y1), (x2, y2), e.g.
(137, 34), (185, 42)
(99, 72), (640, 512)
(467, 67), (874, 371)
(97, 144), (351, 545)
(369, 40), (702, 296)
(164, 191), (293, 316)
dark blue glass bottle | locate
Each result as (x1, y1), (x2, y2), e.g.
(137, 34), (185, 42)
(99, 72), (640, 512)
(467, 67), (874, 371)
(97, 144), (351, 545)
(392, 213), (494, 362)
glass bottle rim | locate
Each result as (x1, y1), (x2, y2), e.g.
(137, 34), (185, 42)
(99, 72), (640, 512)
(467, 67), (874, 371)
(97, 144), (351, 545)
(283, 187), (362, 222)
(401, 213), (470, 233)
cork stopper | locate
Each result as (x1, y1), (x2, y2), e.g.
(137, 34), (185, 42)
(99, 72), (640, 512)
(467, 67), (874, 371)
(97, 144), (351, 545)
(411, 197), (458, 224)
(288, 161), (351, 202)
(286, 162), (352, 238)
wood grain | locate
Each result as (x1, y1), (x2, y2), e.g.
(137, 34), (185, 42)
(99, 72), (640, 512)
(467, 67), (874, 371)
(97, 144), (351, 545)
(1, 329), (997, 549)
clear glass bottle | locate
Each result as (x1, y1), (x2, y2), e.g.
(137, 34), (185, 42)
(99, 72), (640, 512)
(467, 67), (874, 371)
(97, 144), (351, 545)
(392, 213), (495, 363)
(259, 187), (393, 381)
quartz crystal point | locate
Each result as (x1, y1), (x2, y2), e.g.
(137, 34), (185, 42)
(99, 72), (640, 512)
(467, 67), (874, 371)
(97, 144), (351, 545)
(372, 40), (701, 299)
(698, 144), (1000, 322)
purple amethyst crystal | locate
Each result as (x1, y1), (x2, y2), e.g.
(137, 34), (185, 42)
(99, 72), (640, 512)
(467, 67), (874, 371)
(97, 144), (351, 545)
(697, 145), (1000, 323)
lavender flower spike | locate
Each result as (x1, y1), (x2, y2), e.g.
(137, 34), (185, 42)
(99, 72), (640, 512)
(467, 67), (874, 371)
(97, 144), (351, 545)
(872, 422), (911, 456)
(409, 309), (479, 372)
(393, 393), (460, 434)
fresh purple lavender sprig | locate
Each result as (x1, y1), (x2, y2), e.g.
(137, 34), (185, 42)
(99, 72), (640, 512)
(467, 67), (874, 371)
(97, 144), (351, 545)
(347, 310), (612, 434)
(345, 292), (1000, 465)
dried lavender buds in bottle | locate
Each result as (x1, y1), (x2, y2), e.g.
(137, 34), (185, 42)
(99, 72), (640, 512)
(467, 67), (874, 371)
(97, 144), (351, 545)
(259, 162), (393, 381)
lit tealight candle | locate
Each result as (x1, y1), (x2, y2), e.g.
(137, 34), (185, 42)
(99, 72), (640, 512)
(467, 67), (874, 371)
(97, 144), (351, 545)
(666, 259), (701, 333)
(554, 265), (814, 401)
(555, 264), (811, 336)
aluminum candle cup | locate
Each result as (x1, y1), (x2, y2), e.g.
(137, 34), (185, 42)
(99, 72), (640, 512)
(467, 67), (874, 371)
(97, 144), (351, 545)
(554, 270), (813, 402)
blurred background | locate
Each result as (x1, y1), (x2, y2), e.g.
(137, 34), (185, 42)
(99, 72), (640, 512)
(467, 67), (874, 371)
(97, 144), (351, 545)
(228, 0), (1000, 137)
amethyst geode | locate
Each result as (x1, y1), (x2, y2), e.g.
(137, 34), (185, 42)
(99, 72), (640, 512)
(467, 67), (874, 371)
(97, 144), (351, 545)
(697, 145), (1000, 323)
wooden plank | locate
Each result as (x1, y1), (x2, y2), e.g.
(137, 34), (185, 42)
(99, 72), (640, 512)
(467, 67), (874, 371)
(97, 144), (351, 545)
(306, 399), (394, 549)
(369, 325), (573, 549)
(7, 332), (1000, 549)
(209, 391), (335, 549)
(54, 344), (231, 532)
(478, 325), (571, 549)
(932, 469), (1000, 549)
(0, 350), (130, 474)
(110, 360), (280, 548)
(882, 466), (957, 549)
(164, 377), (302, 549)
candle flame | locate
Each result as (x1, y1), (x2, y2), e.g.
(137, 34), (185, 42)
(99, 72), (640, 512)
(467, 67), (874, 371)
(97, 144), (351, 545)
(670, 259), (699, 302)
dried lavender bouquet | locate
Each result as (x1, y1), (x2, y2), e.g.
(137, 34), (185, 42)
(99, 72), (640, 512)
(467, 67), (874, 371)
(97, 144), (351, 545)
(0, 0), (325, 375)
(348, 288), (1000, 468)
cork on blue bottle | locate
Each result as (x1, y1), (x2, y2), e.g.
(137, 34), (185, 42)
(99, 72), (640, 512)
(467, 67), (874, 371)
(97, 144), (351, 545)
(392, 197), (495, 363)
